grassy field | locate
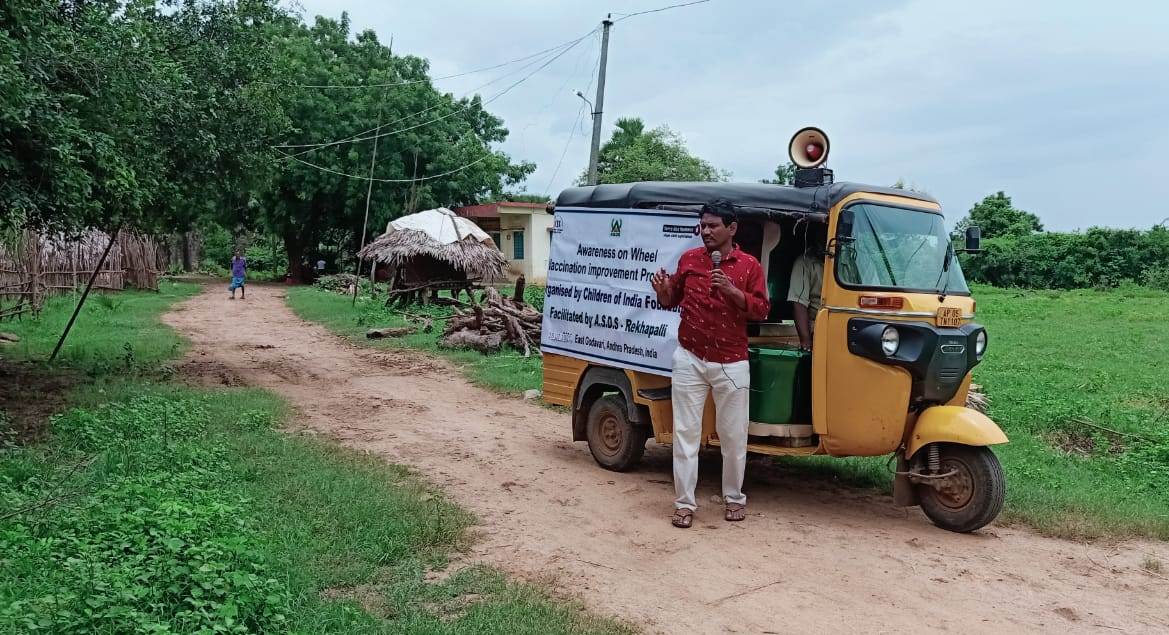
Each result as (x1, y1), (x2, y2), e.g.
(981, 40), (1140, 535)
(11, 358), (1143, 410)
(0, 285), (628, 633)
(2, 281), (200, 373)
(285, 287), (543, 395)
(288, 283), (1169, 541)
(965, 284), (1169, 538)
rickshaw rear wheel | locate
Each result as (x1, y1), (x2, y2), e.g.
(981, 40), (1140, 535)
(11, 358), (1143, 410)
(586, 394), (646, 472)
(917, 443), (1005, 533)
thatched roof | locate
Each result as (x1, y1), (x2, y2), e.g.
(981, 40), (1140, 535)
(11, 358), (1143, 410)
(358, 227), (509, 281)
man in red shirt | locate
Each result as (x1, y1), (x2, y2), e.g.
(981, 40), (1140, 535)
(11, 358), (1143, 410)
(651, 199), (770, 528)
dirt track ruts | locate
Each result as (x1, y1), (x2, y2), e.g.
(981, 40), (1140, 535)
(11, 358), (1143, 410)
(164, 284), (1169, 634)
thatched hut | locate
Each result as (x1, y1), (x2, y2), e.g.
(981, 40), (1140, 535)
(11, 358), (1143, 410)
(358, 208), (508, 300)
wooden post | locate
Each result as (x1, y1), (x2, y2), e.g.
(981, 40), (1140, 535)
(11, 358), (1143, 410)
(29, 230), (42, 311)
(513, 275), (526, 308)
(49, 229), (118, 363)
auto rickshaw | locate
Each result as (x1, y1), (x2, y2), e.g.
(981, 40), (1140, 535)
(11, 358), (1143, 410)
(541, 128), (1006, 532)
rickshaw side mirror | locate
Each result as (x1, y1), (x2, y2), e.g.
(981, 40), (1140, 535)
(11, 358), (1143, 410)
(836, 209), (855, 241)
(963, 226), (982, 253)
(827, 209), (855, 257)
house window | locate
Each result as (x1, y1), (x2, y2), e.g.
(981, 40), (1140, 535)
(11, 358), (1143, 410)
(512, 230), (525, 260)
(489, 232), (501, 251)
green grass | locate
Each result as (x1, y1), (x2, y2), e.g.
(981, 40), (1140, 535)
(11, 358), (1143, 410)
(0, 287), (629, 633)
(0, 281), (200, 374)
(788, 284), (1169, 540)
(288, 284), (1169, 541)
(966, 284), (1169, 539)
(285, 287), (543, 395)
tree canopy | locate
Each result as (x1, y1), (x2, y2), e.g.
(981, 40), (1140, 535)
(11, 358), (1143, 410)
(585, 117), (727, 184)
(1, 1), (536, 279)
(258, 13), (534, 276)
(1, 0), (287, 235)
(956, 191), (1044, 239)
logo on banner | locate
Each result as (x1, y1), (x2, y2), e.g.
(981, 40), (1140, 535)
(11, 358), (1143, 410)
(610, 218), (623, 237)
(552, 216), (564, 234)
(662, 223), (701, 239)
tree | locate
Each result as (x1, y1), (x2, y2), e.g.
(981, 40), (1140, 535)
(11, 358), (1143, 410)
(491, 192), (551, 204)
(956, 191), (1044, 239)
(761, 162), (797, 185)
(585, 117), (727, 184)
(259, 14), (534, 279)
(0, 0), (287, 235)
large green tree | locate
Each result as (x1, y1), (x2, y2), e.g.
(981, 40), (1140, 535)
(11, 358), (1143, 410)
(585, 117), (727, 184)
(0, 0), (286, 235)
(956, 191), (1044, 238)
(261, 14), (534, 278)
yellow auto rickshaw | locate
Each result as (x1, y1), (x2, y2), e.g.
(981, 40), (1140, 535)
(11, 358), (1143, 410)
(540, 129), (1006, 532)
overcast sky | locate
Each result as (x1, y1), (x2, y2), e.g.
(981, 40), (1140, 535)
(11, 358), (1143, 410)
(289, 0), (1169, 230)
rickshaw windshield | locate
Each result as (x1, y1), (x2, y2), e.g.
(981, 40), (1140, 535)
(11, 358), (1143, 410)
(836, 203), (970, 295)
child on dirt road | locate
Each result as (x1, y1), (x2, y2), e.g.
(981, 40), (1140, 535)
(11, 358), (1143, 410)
(229, 250), (247, 300)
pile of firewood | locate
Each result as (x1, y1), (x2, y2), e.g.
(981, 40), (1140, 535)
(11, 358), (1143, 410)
(440, 283), (542, 356)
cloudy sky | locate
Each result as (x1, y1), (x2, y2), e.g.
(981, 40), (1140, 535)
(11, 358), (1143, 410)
(290, 0), (1169, 230)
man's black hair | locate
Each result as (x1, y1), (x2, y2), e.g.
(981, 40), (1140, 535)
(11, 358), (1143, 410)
(701, 198), (737, 226)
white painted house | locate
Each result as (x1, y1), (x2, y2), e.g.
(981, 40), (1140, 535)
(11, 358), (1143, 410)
(453, 202), (553, 283)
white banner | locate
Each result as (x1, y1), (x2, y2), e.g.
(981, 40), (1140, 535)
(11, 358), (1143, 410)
(540, 207), (702, 376)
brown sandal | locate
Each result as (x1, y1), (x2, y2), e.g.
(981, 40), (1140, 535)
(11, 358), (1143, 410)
(725, 503), (746, 522)
(671, 508), (694, 529)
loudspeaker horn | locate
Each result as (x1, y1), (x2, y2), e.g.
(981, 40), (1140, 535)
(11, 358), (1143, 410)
(788, 127), (830, 169)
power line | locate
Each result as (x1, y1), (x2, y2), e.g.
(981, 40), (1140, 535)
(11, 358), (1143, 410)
(273, 146), (494, 183)
(612, 0), (711, 22)
(543, 46), (601, 194)
(544, 100), (590, 195)
(274, 28), (596, 153)
(261, 28), (598, 90)
(514, 28), (598, 173)
(273, 41), (579, 155)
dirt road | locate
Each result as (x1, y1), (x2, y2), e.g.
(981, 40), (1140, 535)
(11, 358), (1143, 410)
(164, 284), (1169, 634)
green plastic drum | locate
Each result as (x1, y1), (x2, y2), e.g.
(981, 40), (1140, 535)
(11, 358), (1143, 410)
(748, 346), (812, 424)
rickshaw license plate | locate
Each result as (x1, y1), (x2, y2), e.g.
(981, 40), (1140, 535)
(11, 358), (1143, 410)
(936, 307), (962, 327)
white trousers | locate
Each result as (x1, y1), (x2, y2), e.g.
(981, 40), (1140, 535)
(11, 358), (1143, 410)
(671, 346), (751, 511)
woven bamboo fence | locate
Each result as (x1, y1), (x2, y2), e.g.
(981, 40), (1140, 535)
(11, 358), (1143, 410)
(0, 230), (166, 319)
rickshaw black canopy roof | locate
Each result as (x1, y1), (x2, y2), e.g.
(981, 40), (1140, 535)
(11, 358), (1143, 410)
(554, 181), (937, 220)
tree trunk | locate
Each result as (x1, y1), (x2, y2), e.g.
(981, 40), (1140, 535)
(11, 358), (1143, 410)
(284, 232), (306, 283)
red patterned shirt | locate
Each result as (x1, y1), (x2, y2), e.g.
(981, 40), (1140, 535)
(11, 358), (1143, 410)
(661, 246), (770, 363)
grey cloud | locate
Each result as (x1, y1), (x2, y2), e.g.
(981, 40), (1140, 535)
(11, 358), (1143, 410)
(291, 0), (1169, 230)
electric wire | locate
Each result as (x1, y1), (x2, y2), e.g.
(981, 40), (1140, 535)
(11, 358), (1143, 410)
(273, 40), (579, 156)
(542, 43), (601, 194)
(273, 28), (595, 154)
(274, 36), (596, 183)
(259, 28), (599, 90)
(611, 0), (711, 22)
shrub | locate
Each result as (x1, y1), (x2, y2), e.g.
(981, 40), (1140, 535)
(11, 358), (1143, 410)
(1144, 265), (1169, 291)
(961, 226), (1169, 289)
(314, 273), (362, 293)
(0, 395), (291, 633)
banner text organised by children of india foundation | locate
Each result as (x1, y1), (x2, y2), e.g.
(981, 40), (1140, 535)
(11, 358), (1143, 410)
(541, 208), (701, 376)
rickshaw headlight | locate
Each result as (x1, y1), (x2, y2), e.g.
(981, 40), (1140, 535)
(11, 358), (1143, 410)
(880, 326), (900, 356)
(975, 330), (987, 358)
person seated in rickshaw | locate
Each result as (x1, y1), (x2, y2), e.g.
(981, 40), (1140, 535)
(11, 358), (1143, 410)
(788, 222), (827, 351)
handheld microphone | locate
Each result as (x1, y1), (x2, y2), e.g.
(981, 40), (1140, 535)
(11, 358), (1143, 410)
(710, 250), (721, 296)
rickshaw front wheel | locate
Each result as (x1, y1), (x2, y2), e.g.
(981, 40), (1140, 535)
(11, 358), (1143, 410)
(586, 394), (646, 472)
(917, 443), (1005, 533)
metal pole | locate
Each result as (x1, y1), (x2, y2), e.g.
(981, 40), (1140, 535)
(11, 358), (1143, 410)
(586, 18), (613, 186)
(49, 228), (118, 362)
(353, 112), (382, 305)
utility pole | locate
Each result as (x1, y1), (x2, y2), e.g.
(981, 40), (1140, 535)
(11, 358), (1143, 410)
(353, 108), (382, 305)
(586, 17), (613, 186)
